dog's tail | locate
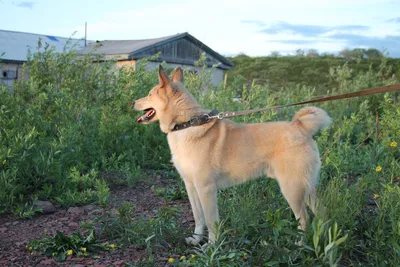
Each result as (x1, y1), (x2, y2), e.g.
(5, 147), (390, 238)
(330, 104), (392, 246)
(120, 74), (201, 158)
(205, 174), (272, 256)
(292, 107), (332, 136)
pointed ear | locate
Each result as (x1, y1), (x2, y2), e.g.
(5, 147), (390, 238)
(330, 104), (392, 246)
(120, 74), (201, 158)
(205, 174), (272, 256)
(158, 65), (170, 88)
(172, 67), (184, 83)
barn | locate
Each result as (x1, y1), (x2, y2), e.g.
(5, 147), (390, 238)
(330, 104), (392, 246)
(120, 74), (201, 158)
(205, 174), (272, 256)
(0, 30), (232, 89)
(77, 32), (233, 86)
(0, 29), (86, 91)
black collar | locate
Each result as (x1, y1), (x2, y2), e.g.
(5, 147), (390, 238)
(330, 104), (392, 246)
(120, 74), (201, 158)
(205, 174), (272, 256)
(171, 108), (219, 132)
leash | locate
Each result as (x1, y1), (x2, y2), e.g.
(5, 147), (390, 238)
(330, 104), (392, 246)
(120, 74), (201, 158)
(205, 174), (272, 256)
(171, 84), (400, 132)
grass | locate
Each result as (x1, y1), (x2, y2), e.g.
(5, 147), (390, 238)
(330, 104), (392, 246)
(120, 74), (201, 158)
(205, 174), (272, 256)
(1, 41), (400, 265)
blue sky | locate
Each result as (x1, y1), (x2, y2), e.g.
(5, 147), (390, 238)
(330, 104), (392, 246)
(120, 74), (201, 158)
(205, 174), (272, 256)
(1, 0), (400, 57)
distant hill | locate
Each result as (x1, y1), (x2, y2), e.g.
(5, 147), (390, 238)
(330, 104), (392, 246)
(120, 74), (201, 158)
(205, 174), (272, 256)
(226, 53), (400, 96)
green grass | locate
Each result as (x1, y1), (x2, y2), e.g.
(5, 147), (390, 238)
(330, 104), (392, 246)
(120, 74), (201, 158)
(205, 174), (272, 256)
(1, 41), (400, 266)
(226, 53), (400, 97)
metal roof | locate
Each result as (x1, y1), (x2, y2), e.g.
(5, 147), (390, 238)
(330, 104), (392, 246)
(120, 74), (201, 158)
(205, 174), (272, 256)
(78, 32), (233, 69)
(0, 29), (86, 63)
(0, 30), (232, 69)
(78, 34), (176, 56)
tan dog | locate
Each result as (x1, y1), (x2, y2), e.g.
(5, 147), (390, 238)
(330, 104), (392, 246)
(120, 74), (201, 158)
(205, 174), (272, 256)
(133, 66), (331, 245)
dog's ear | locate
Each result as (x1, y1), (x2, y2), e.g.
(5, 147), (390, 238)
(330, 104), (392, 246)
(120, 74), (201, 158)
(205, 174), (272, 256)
(158, 65), (170, 88)
(172, 67), (184, 84)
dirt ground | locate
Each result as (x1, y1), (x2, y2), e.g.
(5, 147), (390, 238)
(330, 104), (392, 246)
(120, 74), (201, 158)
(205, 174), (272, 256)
(0, 176), (193, 267)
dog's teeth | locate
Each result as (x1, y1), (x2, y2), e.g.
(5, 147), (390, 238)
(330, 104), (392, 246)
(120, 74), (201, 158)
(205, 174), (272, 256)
(146, 109), (155, 118)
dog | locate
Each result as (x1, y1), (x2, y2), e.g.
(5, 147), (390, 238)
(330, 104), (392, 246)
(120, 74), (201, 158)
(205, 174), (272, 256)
(133, 65), (332, 245)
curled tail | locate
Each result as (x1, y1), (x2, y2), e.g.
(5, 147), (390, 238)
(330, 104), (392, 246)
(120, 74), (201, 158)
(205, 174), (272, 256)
(292, 107), (332, 136)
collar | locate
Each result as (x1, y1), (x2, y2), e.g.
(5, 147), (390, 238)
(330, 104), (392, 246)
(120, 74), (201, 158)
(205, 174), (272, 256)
(171, 108), (220, 132)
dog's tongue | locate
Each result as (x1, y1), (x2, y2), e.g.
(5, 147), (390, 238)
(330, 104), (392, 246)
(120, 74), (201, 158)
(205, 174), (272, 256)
(136, 116), (144, 123)
(136, 109), (154, 123)
(145, 109), (154, 117)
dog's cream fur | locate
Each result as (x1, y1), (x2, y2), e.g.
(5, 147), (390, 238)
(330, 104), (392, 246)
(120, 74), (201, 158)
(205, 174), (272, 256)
(134, 66), (332, 245)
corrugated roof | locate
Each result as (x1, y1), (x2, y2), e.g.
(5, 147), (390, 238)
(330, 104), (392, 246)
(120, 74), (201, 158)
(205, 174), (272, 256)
(78, 34), (177, 56)
(0, 29), (86, 62)
(78, 32), (233, 69)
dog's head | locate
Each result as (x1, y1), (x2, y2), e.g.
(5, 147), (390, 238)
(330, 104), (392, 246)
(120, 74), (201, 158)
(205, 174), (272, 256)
(133, 65), (200, 133)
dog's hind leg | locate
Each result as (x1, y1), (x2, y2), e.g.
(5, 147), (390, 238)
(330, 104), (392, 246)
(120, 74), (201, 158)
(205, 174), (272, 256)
(279, 179), (309, 232)
(305, 187), (317, 215)
(184, 181), (206, 245)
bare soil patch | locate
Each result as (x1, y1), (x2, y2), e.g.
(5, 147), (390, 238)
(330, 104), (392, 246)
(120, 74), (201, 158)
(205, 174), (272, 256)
(0, 176), (193, 266)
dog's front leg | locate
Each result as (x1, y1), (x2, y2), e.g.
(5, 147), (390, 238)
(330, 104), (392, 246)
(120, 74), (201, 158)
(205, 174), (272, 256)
(196, 184), (219, 244)
(184, 180), (206, 245)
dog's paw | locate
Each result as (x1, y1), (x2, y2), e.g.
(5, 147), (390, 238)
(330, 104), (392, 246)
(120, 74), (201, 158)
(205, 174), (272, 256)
(185, 235), (202, 246)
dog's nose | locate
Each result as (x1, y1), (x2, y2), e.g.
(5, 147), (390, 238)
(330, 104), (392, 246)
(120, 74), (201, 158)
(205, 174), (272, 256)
(131, 100), (135, 106)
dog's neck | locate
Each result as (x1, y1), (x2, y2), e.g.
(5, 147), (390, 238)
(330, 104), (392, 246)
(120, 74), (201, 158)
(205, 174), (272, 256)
(164, 90), (212, 133)
(172, 90), (205, 122)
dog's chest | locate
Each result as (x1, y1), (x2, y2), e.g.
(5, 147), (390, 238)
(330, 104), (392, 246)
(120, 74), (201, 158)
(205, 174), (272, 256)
(167, 132), (206, 180)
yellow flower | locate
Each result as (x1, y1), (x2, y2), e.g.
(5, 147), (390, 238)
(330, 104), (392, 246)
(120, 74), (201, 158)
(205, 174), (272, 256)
(28, 247), (32, 251)
(2, 159), (6, 165)
(109, 244), (115, 249)
(191, 254), (196, 259)
(180, 255), (186, 260)
(80, 247), (86, 252)
(376, 166), (382, 172)
(243, 252), (248, 259)
(44, 229), (48, 234)
(390, 141), (398, 147)
(168, 257), (174, 263)
(373, 193), (379, 200)
(67, 250), (73, 255)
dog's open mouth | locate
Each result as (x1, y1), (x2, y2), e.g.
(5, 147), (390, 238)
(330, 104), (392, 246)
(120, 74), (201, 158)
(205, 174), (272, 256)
(137, 108), (156, 123)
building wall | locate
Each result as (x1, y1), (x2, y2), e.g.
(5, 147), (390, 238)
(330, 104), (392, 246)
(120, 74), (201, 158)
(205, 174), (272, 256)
(0, 62), (25, 92)
(115, 60), (136, 70)
(134, 37), (222, 68)
(1, 59), (225, 92)
(145, 62), (224, 87)
(115, 60), (224, 87)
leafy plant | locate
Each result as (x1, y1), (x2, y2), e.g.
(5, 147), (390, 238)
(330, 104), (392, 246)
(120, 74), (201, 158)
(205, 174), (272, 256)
(27, 230), (103, 262)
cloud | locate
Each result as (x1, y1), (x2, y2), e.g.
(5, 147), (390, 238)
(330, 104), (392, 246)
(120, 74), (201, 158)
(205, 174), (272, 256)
(385, 17), (400, 23)
(258, 21), (370, 37)
(260, 22), (329, 36)
(14, 1), (35, 9)
(328, 33), (400, 50)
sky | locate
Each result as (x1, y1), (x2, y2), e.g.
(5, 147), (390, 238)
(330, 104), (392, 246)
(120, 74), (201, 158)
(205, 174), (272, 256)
(1, 0), (400, 57)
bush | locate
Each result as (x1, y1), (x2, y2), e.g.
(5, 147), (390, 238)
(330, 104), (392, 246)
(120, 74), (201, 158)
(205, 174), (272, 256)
(0, 40), (170, 212)
(1, 41), (399, 266)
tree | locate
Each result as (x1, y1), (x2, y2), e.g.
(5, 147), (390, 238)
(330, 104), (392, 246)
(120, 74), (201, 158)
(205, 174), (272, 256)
(269, 51), (281, 58)
(365, 48), (382, 58)
(352, 48), (366, 59)
(295, 49), (305, 57)
(306, 49), (319, 57)
(339, 48), (352, 58)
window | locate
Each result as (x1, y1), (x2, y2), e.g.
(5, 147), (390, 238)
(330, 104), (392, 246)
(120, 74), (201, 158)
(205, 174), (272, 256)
(2, 70), (17, 79)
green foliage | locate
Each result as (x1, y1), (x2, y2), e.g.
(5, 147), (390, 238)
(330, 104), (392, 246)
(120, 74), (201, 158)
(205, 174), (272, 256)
(85, 201), (187, 249)
(151, 178), (188, 201)
(311, 220), (348, 266)
(1, 40), (400, 266)
(0, 40), (169, 213)
(27, 229), (104, 262)
(227, 53), (400, 97)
